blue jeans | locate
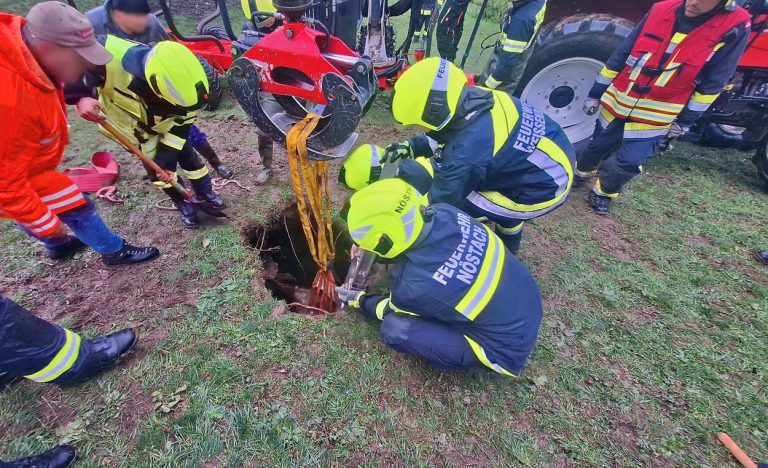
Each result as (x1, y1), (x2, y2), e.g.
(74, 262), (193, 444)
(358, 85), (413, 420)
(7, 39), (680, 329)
(23, 198), (123, 255)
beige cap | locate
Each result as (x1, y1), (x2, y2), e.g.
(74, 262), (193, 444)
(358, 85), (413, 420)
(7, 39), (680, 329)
(26, 1), (112, 66)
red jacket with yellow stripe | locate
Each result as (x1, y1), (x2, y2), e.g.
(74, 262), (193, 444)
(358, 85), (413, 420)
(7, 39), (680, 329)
(0, 14), (87, 237)
(600, 0), (750, 126)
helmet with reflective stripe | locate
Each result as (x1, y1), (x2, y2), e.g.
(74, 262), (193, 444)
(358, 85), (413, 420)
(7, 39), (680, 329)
(338, 144), (384, 190)
(345, 178), (427, 258)
(242, 0), (277, 17)
(391, 57), (468, 131)
(144, 42), (209, 108)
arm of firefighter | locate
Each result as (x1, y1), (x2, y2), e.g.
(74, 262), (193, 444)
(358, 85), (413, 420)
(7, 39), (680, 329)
(486, 4), (542, 89)
(0, 97), (62, 236)
(428, 139), (488, 205)
(676, 23), (750, 127)
(408, 134), (440, 158)
(588, 14), (649, 99)
(359, 294), (420, 320)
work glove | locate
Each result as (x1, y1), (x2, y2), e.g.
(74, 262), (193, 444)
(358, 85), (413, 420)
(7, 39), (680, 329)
(583, 98), (600, 116)
(383, 141), (413, 163)
(336, 286), (365, 308)
(666, 122), (690, 139)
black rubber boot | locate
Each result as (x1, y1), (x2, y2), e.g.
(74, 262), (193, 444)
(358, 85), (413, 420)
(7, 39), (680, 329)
(6, 445), (76, 467)
(194, 140), (234, 179)
(190, 178), (226, 210)
(46, 237), (86, 261)
(52, 329), (137, 386)
(587, 192), (612, 215)
(101, 243), (160, 266)
(163, 188), (200, 229)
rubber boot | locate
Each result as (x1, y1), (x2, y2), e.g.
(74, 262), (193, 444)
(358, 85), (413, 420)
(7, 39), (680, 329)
(587, 192), (612, 215)
(6, 445), (77, 467)
(190, 177), (226, 210)
(101, 243), (160, 266)
(195, 140), (234, 179)
(52, 329), (137, 386)
(256, 135), (274, 185)
(164, 188), (200, 229)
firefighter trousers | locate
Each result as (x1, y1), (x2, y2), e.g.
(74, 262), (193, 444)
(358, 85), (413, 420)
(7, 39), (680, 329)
(576, 116), (666, 196)
(0, 296), (90, 383)
(151, 143), (214, 196)
(436, 0), (472, 62)
(380, 314), (485, 372)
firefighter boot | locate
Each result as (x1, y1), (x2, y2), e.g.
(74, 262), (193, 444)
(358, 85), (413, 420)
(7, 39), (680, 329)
(195, 139), (234, 179)
(52, 329), (137, 386)
(163, 188), (200, 228)
(101, 243), (160, 266)
(190, 177), (226, 210)
(6, 445), (77, 468)
(255, 135), (274, 185)
(587, 192), (612, 215)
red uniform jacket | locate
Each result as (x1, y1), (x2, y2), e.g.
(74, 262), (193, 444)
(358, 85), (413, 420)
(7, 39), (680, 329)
(0, 14), (86, 237)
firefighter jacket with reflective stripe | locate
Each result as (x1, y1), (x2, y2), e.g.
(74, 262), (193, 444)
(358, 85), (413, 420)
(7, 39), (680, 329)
(359, 204), (543, 376)
(597, 0), (750, 127)
(412, 87), (575, 216)
(487, 0), (546, 87)
(0, 15), (87, 236)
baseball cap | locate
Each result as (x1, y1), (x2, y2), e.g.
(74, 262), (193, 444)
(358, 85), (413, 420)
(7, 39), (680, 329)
(26, 1), (112, 66)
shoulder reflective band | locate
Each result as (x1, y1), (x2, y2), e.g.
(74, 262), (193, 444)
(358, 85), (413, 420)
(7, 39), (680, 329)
(24, 329), (81, 383)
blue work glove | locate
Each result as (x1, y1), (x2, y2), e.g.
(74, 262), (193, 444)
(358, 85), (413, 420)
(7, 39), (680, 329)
(383, 141), (413, 163)
(336, 286), (365, 308)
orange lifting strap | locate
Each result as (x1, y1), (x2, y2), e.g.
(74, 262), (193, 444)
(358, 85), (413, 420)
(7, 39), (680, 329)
(285, 114), (339, 313)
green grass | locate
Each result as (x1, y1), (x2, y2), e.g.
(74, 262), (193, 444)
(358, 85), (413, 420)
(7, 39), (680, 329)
(2, 2), (768, 466)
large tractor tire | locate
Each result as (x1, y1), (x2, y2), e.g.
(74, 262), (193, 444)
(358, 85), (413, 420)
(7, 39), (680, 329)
(198, 57), (224, 111)
(517, 14), (635, 150)
(753, 139), (768, 189)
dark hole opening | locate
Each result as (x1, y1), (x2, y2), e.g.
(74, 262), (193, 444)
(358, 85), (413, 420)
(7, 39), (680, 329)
(245, 203), (351, 313)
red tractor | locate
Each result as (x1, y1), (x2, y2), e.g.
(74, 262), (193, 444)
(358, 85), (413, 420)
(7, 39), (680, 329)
(515, 0), (768, 187)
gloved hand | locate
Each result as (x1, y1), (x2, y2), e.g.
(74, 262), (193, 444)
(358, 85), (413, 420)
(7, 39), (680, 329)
(583, 98), (600, 116)
(336, 286), (364, 308)
(383, 141), (413, 163)
(666, 122), (690, 139)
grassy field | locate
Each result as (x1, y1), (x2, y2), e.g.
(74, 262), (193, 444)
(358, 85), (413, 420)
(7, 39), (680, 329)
(2, 1), (768, 466)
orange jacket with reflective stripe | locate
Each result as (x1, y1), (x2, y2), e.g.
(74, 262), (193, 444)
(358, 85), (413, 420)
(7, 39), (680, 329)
(601, 0), (750, 126)
(0, 14), (86, 236)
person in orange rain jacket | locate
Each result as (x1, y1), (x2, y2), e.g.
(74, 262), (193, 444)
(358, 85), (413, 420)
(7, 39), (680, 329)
(0, 1), (158, 266)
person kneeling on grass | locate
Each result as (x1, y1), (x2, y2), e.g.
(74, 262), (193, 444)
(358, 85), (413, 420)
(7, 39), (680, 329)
(336, 178), (543, 377)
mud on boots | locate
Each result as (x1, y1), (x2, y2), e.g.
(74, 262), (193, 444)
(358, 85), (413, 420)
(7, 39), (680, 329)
(64, 37), (228, 227)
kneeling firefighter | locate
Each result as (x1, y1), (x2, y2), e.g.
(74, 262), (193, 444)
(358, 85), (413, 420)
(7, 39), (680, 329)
(65, 37), (226, 228)
(380, 57), (575, 253)
(336, 179), (543, 377)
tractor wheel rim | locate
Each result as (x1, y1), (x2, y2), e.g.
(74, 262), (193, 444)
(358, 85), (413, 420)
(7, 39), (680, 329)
(520, 57), (604, 145)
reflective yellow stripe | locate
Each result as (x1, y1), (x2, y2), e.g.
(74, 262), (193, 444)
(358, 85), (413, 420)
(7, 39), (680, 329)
(688, 92), (719, 112)
(489, 91), (519, 155)
(596, 67), (618, 85)
(24, 329), (81, 383)
(623, 122), (670, 139)
(707, 41), (726, 61)
(464, 335), (516, 377)
(496, 221), (523, 235)
(390, 297), (419, 316)
(502, 37), (528, 53)
(629, 52), (652, 81)
(455, 225), (504, 320)
(152, 171), (177, 189)
(183, 166), (210, 180)
(375, 298), (389, 320)
(160, 133), (186, 150)
(484, 75), (502, 89)
(665, 32), (687, 54)
(594, 178), (620, 198)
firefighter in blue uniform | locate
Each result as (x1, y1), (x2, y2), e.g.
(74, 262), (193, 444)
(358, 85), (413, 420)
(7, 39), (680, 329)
(577, 0), (751, 214)
(336, 178), (543, 376)
(381, 57), (575, 253)
(479, 0), (547, 93)
(0, 295), (136, 466)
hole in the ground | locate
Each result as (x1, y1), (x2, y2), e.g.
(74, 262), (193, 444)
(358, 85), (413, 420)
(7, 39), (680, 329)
(245, 203), (352, 314)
